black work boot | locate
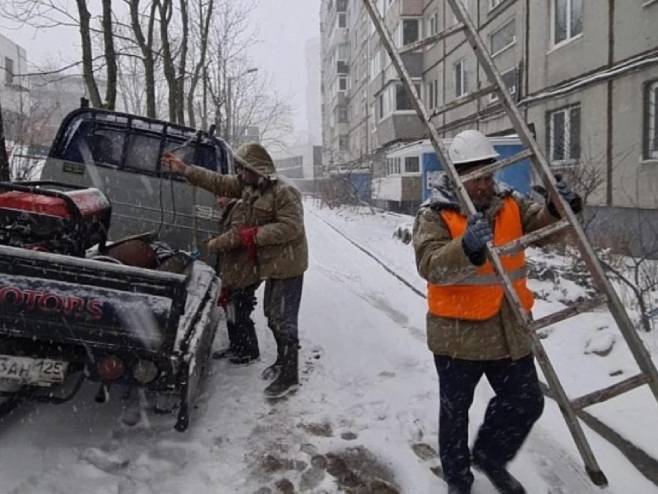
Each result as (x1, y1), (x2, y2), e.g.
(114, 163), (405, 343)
(261, 337), (285, 381)
(229, 349), (259, 365)
(472, 454), (525, 494)
(447, 483), (472, 494)
(264, 344), (299, 398)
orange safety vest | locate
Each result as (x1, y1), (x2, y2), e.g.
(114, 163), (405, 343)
(427, 197), (534, 320)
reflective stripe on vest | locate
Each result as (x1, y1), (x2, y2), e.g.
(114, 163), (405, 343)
(427, 197), (534, 320)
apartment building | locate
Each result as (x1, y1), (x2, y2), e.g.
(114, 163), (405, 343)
(319, 0), (658, 252)
(0, 32), (29, 139)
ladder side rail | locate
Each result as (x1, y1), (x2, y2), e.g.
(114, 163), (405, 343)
(363, 6), (603, 480)
(444, 0), (607, 484)
(445, 0), (658, 403)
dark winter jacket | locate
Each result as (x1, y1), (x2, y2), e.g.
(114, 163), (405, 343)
(208, 199), (260, 290)
(413, 172), (559, 361)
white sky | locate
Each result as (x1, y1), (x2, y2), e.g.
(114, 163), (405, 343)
(1, 0), (321, 141)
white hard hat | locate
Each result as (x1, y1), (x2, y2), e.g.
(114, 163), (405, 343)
(448, 130), (499, 166)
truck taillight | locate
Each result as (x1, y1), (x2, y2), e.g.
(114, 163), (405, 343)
(132, 359), (159, 384)
(97, 355), (125, 381)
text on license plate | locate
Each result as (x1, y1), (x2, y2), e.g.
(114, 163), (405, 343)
(0, 355), (68, 386)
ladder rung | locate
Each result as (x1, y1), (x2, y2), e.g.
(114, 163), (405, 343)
(460, 149), (534, 182)
(494, 218), (571, 257)
(430, 86), (497, 118)
(399, 24), (465, 54)
(531, 294), (609, 332)
(571, 373), (650, 410)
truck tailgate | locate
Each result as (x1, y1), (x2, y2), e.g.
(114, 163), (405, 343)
(0, 245), (187, 355)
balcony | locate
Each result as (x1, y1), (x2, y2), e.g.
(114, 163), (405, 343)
(376, 113), (425, 147)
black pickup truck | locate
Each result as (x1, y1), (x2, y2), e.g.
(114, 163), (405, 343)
(0, 109), (234, 431)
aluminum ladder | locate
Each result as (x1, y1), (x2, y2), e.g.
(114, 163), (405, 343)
(362, 0), (658, 486)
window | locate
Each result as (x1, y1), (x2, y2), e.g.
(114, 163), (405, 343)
(490, 19), (516, 56)
(338, 12), (347, 29)
(338, 75), (348, 92)
(400, 18), (421, 46)
(427, 80), (438, 109)
(454, 59), (468, 97)
(395, 82), (421, 111)
(337, 43), (349, 61)
(339, 135), (349, 151)
(337, 106), (348, 123)
(387, 157), (401, 175)
(370, 47), (382, 80)
(553, 0), (582, 46)
(4, 57), (14, 85)
(427, 12), (439, 36)
(644, 80), (658, 160)
(489, 67), (518, 102)
(548, 105), (581, 165)
(404, 156), (420, 173)
(378, 93), (386, 120)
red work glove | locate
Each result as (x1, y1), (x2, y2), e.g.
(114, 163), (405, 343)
(238, 226), (258, 261)
(217, 286), (231, 309)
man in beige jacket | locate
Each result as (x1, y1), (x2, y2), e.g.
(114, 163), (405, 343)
(162, 143), (308, 398)
(413, 130), (582, 494)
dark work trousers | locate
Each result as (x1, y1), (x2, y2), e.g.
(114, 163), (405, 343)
(263, 275), (304, 348)
(226, 282), (260, 358)
(433, 354), (544, 488)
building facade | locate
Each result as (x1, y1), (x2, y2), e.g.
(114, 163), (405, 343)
(0, 32), (29, 139)
(319, 0), (658, 251)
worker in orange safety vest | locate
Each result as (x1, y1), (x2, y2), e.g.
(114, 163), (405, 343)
(412, 130), (582, 494)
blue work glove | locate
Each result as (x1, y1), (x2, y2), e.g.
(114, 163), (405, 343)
(461, 213), (493, 266)
(548, 179), (583, 217)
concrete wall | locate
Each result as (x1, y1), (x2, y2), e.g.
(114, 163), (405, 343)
(0, 32), (29, 131)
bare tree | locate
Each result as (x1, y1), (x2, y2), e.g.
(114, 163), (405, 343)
(157, 0), (188, 124)
(231, 74), (293, 151)
(186, 0), (214, 128)
(125, 0), (159, 117)
(602, 247), (658, 332)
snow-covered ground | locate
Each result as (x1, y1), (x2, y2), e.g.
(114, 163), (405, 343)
(1, 198), (657, 493)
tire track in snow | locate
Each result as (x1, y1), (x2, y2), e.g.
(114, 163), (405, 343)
(307, 208), (426, 299)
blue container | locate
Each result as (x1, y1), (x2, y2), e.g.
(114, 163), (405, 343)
(351, 171), (371, 201)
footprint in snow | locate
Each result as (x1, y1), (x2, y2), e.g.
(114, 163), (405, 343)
(80, 447), (130, 473)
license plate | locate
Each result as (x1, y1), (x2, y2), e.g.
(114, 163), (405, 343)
(0, 355), (68, 386)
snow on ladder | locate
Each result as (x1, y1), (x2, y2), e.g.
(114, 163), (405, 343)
(362, 0), (658, 486)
